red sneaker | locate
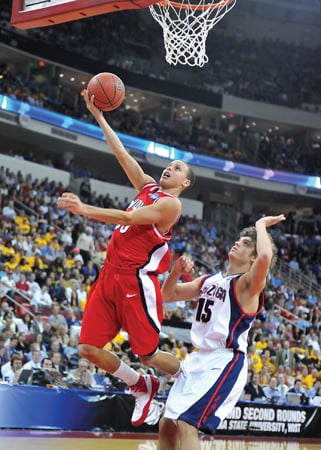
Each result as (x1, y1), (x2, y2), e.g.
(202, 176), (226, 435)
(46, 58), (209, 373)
(129, 374), (160, 426)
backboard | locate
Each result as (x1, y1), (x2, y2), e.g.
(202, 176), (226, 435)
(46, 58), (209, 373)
(11, 0), (158, 29)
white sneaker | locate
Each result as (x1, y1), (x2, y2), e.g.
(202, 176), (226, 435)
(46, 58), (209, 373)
(129, 374), (160, 426)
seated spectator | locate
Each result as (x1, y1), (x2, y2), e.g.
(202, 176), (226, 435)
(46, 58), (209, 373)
(31, 312), (46, 335)
(276, 373), (288, 405)
(22, 349), (42, 370)
(17, 312), (34, 337)
(15, 331), (30, 355)
(307, 379), (321, 398)
(41, 357), (53, 370)
(63, 337), (79, 369)
(244, 372), (266, 402)
(1, 353), (23, 383)
(263, 377), (282, 404)
(0, 270), (16, 306)
(48, 304), (68, 329)
(287, 379), (309, 405)
(2, 200), (16, 221)
(50, 351), (68, 376)
(93, 367), (112, 388)
(67, 358), (95, 386)
(25, 342), (48, 362)
(30, 285), (53, 310)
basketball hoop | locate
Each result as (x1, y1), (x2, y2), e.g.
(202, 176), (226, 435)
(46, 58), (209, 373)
(149, 0), (236, 67)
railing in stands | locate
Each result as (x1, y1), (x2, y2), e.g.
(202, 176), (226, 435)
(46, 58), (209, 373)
(273, 304), (305, 332)
(14, 199), (39, 219)
(276, 258), (321, 298)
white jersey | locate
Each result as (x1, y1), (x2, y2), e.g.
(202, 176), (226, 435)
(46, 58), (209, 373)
(191, 272), (264, 354)
(163, 272), (264, 433)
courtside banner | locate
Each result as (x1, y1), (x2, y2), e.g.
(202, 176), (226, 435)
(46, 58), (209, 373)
(216, 401), (321, 438)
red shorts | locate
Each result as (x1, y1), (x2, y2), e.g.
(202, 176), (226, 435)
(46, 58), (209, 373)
(79, 263), (163, 356)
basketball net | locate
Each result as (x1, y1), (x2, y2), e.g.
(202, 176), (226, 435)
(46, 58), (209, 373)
(149, 0), (236, 67)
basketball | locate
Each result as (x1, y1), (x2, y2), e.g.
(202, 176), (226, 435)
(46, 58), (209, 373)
(87, 72), (125, 112)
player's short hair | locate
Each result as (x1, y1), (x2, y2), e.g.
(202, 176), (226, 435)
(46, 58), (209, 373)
(239, 226), (277, 269)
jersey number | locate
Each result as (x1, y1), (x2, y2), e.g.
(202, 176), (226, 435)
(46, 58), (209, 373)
(196, 298), (214, 323)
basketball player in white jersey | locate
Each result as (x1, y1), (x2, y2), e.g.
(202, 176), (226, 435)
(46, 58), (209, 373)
(158, 214), (285, 450)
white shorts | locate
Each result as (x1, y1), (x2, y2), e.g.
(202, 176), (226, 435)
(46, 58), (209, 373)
(163, 348), (247, 434)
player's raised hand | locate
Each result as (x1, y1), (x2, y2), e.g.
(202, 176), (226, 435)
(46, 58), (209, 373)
(256, 214), (286, 229)
(172, 255), (195, 277)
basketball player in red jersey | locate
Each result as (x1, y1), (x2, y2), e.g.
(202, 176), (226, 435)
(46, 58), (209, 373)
(57, 89), (195, 426)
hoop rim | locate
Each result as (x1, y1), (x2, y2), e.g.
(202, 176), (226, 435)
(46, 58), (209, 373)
(156, 0), (234, 11)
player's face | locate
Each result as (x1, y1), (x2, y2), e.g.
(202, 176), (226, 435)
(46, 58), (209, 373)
(159, 160), (190, 189)
(229, 236), (256, 262)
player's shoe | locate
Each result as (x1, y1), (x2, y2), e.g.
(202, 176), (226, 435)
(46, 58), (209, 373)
(129, 374), (160, 427)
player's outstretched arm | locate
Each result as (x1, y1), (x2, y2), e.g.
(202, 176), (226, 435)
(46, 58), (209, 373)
(82, 89), (154, 191)
(237, 214), (285, 313)
(57, 193), (181, 231)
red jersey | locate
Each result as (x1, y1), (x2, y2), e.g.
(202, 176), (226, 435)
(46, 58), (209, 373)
(106, 182), (175, 273)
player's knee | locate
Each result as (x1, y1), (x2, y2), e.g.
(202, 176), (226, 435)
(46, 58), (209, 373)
(140, 353), (157, 367)
(78, 343), (96, 359)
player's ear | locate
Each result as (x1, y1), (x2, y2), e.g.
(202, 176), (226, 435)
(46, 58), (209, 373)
(182, 178), (191, 189)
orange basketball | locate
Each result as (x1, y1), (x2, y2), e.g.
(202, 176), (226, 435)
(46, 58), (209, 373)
(87, 72), (125, 112)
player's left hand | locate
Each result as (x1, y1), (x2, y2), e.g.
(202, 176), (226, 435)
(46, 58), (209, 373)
(57, 192), (84, 215)
(172, 255), (195, 276)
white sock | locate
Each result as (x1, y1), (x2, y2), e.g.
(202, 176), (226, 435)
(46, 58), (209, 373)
(112, 360), (140, 387)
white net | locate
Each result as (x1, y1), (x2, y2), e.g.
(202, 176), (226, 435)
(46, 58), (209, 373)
(149, 0), (236, 67)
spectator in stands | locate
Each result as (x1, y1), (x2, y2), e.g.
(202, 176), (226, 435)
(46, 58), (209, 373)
(263, 377), (281, 404)
(60, 226), (73, 250)
(31, 312), (45, 335)
(31, 285), (53, 310)
(0, 334), (9, 366)
(50, 351), (68, 376)
(63, 337), (79, 369)
(0, 301), (15, 320)
(75, 226), (95, 265)
(41, 357), (53, 369)
(307, 379), (321, 398)
(28, 272), (42, 306)
(79, 177), (92, 203)
(67, 358), (95, 386)
(17, 312), (34, 336)
(81, 260), (97, 282)
(2, 200), (16, 221)
(0, 312), (17, 335)
(243, 372), (266, 402)
(15, 331), (30, 355)
(26, 341), (47, 362)
(276, 373), (288, 405)
(22, 349), (42, 370)
(93, 367), (112, 388)
(1, 353), (23, 383)
(287, 378), (309, 405)
(48, 304), (68, 329)
(275, 340), (295, 372)
(15, 273), (31, 297)
(0, 270), (16, 306)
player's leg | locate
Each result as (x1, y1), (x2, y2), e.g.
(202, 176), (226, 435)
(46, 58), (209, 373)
(141, 349), (180, 375)
(177, 420), (201, 450)
(158, 417), (179, 450)
(79, 344), (121, 372)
